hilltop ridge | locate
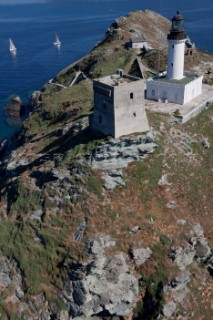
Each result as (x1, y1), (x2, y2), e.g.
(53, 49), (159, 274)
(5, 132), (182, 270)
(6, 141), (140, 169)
(0, 10), (212, 320)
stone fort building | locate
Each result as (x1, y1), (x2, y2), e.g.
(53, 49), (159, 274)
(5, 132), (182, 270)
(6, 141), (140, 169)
(92, 70), (150, 138)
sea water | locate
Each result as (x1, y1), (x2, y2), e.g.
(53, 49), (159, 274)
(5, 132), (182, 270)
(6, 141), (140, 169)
(0, 0), (212, 138)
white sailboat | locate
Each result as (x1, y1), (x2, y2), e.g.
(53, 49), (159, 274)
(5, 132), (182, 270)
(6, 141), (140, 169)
(53, 32), (61, 47)
(9, 38), (16, 53)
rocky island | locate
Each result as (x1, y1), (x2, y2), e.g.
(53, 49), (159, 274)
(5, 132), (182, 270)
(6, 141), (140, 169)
(0, 10), (212, 320)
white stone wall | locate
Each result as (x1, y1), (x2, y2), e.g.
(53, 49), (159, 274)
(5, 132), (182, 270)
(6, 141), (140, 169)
(183, 75), (203, 104)
(167, 39), (186, 80)
(146, 75), (203, 105)
(146, 80), (185, 104)
(131, 42), (148, 49)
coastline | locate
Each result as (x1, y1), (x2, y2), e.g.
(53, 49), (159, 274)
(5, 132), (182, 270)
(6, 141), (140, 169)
(1, 0), (213, 141)
(1, 8), (213, 149)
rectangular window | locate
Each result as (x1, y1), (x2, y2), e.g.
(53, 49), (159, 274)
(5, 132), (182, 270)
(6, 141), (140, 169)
(130, 92), (134, 99)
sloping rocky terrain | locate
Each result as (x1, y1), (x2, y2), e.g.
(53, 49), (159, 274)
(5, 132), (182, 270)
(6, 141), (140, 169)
(0, 10), (212, 320)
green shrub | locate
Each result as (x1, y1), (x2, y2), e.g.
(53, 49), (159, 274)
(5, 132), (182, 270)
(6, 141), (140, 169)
(8, 182), (43, 215)
(47, 295), (67, 312)
(173, 109), (180, 116)
(87, 175), (103, 200)
(159, 234), (171, 245)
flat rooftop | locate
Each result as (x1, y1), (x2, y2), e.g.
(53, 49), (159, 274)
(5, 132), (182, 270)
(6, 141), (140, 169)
(95, 73), (140, 87)
(148, 73), (201, 86)
(145, 84), (213, 123)
(131, 36), (147, 43)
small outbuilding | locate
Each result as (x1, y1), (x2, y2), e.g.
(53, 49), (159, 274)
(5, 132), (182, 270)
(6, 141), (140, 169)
(185, 38), (196, 56)
(130, 36), (148, 50)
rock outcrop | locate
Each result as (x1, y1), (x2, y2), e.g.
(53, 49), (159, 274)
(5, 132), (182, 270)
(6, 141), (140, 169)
(132, 247), (152, 266)
(85, 133), (157, 189)
(163, 271), (190, 318)
(62, 235), (139, 318)
(164, 224), (213, 318)
(169, 224), (212, 271)
(4, 96), (24, 119)
(0, 257), (23, 294)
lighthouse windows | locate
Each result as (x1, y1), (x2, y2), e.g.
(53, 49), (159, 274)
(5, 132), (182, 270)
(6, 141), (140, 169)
(171, 63), (173, 67)
(172, 44), (174, 49)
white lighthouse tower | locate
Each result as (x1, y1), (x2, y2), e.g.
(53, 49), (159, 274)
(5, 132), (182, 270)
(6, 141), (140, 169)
(167, 11), (187, 80)
(146, 10), (203, 105)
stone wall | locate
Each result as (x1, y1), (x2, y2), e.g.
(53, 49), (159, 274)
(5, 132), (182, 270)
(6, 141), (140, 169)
(92, 75), (150, 138)
(183, 75), (203, 104)
(92, 81), (115, 136)
(113, 79), (149, 138)
(146, 75), (203, 105)
(146, 79), (185, 104)
(131, 41), (148, 49)
(167, 39), (186, 80)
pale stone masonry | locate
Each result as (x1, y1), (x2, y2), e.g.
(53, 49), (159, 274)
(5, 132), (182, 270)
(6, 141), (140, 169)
(92, 70), (150, 138)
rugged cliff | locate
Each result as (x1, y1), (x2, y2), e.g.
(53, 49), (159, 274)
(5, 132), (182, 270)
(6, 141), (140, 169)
(0, 10), (212, 320)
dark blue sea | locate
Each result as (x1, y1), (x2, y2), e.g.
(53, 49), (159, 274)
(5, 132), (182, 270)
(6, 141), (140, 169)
(0, 0), (213, 138)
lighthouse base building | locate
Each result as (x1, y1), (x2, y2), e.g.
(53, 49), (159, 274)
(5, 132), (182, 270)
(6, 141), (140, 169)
(146, 11), (203, 105)
(146, 73), (203, 105)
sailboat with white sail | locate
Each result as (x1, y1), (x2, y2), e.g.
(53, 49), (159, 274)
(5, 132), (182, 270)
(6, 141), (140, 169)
(9, 38), (16, 53)
(53, 32), (61, 47)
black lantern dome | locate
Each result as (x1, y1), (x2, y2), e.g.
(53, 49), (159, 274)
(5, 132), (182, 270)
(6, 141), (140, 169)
(167, 11), (187, 40)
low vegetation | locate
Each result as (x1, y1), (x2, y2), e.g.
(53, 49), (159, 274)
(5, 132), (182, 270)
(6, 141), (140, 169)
(0, 220), (67, 295)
